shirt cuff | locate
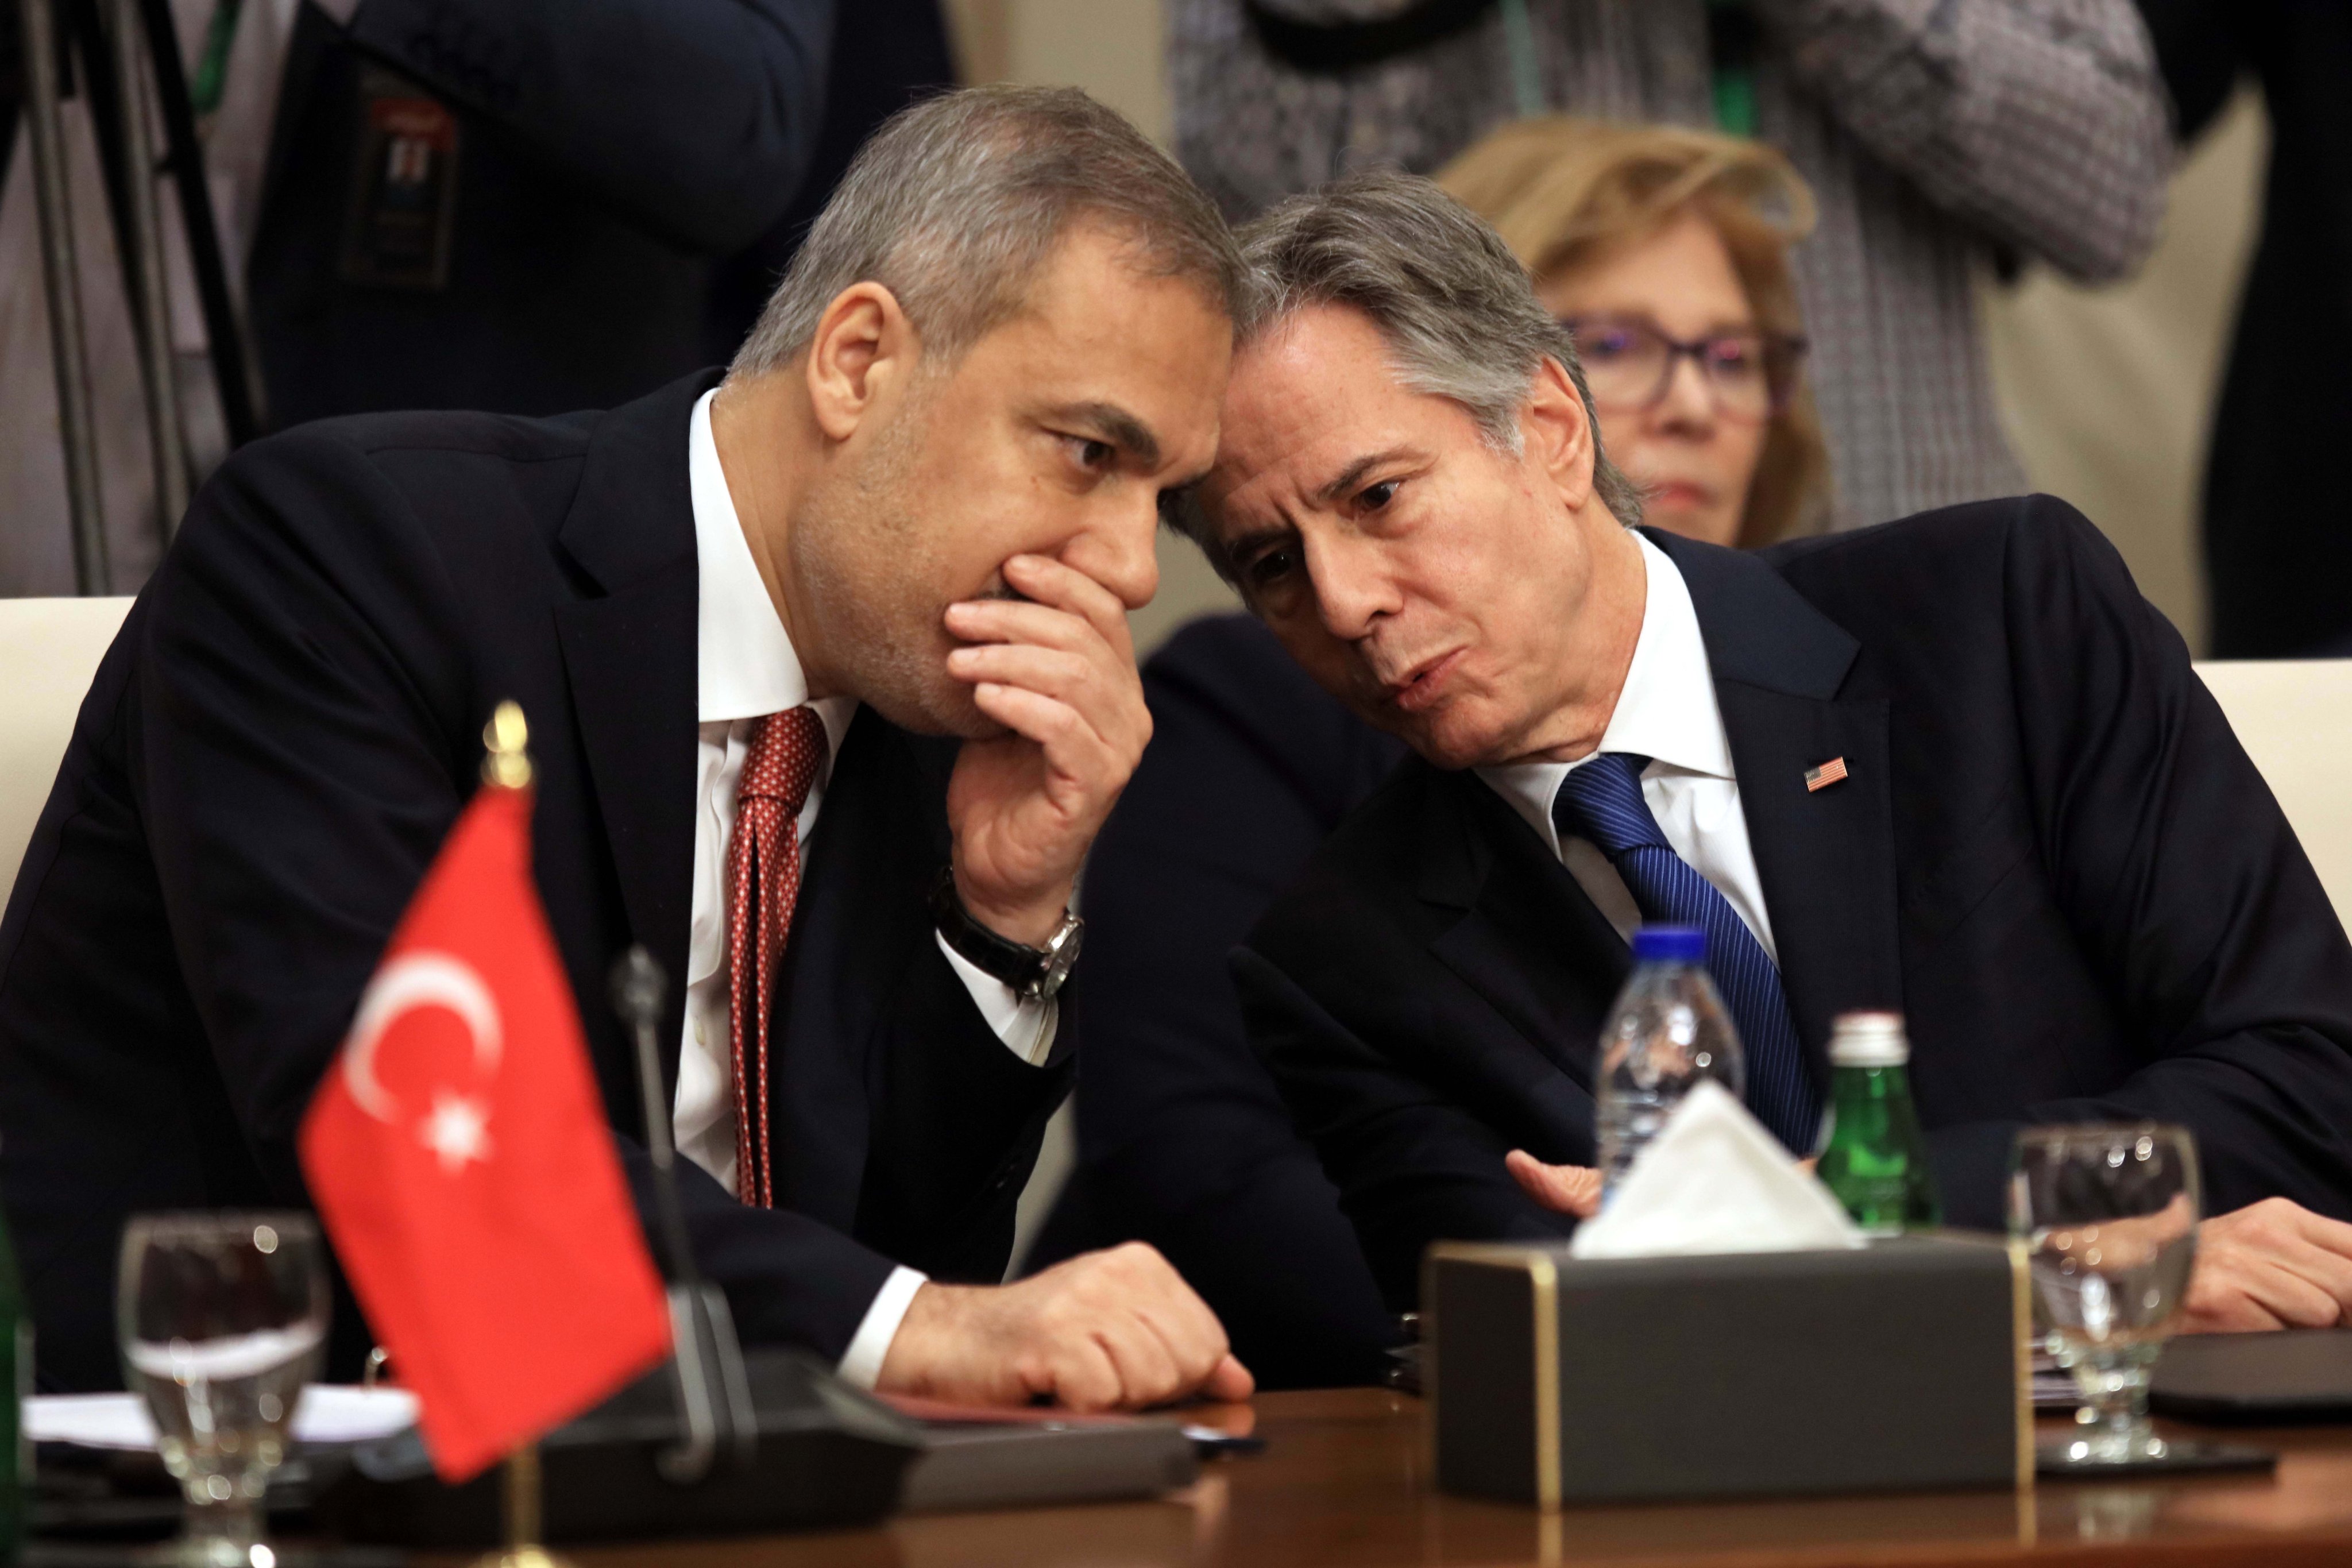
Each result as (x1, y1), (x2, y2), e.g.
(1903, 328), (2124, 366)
(835, 1265), (928, 1391)
(936, 933), (1057, 1065)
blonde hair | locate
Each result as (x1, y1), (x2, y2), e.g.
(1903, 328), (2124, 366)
(1438, 118), (1830, 546)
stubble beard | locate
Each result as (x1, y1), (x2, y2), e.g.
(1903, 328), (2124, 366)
(791, 403), (1001, 740)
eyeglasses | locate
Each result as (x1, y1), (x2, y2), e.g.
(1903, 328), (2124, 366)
(1559, 314), (1808, 423)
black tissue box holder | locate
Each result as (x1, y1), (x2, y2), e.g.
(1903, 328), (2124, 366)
(1424, 1234), (2030, 1507)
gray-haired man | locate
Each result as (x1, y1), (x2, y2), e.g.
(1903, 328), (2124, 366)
(0, 87), (1252, 1408)
(1186, 172), (2352, 1335)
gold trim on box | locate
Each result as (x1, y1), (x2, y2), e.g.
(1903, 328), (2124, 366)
(2007, 1237), (2036, 1493)
(1426, 1242), (1564, 1510)
(1530, 1253), (1561, 1511)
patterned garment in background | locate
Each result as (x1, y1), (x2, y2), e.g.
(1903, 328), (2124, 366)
(1171, 0), (2173, 531)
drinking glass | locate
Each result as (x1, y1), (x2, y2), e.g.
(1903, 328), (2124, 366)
(118, 1214), (330, 1567)
(2009, 1126), (2198, 1469)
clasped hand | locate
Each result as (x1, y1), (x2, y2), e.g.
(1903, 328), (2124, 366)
(878, 1244), (1254, 1411)
(942, 553), (1150, 946)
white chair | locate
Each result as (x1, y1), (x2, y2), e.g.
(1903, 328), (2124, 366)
(0, 615), (2338, 956)
(0, 598), (133, 905)
(2194, 660), (2352, 928)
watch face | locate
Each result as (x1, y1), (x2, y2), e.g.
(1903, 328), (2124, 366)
(1041, 921), (1084, 991)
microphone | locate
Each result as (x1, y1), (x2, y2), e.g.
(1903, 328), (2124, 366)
(610, 947), (757, 1482)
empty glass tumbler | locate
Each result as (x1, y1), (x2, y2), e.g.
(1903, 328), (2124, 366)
(2009, 1126), (2199, 1469)
(118, 1213), (329, 1567)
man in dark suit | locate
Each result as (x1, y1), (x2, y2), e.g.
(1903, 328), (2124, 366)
(0, 86), (1254, 1408)
(1179, 171), (2352, 1335)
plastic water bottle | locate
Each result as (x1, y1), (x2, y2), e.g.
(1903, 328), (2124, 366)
(1594, 925), (1746, 1202)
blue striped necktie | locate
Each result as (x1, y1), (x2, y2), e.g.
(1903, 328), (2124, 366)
(1551, 752), (1821, 1153)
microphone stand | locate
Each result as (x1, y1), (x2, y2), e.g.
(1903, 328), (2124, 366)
(608, 947), (758, 1484)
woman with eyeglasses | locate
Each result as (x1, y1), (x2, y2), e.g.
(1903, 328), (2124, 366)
(1439, 118), (1830, 549)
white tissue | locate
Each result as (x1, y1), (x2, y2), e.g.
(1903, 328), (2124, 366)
(1568, 1080), (1864, 1258)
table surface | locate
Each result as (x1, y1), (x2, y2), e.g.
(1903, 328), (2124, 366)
(553, 1389), (2352, 1568)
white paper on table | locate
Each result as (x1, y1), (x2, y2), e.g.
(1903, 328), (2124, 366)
(26, 1385), (419, 1451)
(1569, 1079), (1866, 1258)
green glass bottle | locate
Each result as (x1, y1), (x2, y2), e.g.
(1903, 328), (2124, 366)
(1815, 1012), (1941, 1236)
(0, 1201), (24, 1564)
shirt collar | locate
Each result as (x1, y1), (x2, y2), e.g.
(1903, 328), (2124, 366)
(1475, 532), (1733, 853)
(1596, 532), (1732, 779)
(689, 389), (857, 753)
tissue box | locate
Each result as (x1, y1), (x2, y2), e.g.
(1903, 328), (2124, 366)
(1424, 1234), (2029, 1507)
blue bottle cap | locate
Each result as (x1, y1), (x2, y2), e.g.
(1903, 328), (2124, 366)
(1631, 925), (1706, 964)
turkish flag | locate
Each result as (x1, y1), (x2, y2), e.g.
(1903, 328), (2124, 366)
(299, 779), (670, 1482)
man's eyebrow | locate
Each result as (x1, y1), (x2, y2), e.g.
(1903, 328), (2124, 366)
(1314, 446), (1417, 505)
(1218, 521), (1293, 567)
(1046, 401), (1160, 468)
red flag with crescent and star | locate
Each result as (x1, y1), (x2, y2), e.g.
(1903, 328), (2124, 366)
(299, 724), (669, 1483)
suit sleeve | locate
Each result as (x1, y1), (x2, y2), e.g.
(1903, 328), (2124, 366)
(1233, 945), (1573, 1311)
(136, 427), (904, 1364)
(344, 0), (836, 254)
(1753, 0), (2171, 282)
(853, 941), (1074, 1284)
(1926, 496), (2352, 1225)
(1046, 628), (1405, 1384)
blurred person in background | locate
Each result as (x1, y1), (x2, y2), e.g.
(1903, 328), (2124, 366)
(2133, 0), (2352, 659)
(702, 0), (956, 364)
(1439, 117), (1828, 546)
(0, 0), (835, 596)
(1169, 0), (2171, 532)
(1032, 122), (1829, 1386)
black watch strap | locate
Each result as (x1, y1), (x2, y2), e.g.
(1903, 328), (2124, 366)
(929, 869), (1082, 1001)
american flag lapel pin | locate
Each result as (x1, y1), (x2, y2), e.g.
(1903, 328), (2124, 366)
(1804, 756), (1849, 793)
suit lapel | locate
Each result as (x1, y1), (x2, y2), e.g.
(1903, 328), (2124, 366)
(767, 709), (953, 1229)
(551, 372), (718, 1087)
(1715, 683), (1901, 1077)
(1650, 530), (1903, 1073)
(1419, 769), (1629, 1091)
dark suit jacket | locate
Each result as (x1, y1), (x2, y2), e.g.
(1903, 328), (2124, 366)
(0, 370), (1072, 1392)
(701, 0), (956, 364)
(249, 0), (832, 425)
(1030, 615), (1407, 1388)
(1237, 500), (2352, 1311)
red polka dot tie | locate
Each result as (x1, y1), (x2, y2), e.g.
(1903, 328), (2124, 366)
(727, 706), (827, 1207)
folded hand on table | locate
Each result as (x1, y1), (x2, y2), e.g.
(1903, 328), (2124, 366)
(2176, 1197), (2352, 1333)
(875, 1242), (1254, 1412)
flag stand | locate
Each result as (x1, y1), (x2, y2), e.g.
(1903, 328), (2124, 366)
(473, 705), (564, 1567)
(475, 1443), (573, 1568)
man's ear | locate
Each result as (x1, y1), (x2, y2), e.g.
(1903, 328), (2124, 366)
(805, 281), (921, 442)
(1520, 356), (1597, 514)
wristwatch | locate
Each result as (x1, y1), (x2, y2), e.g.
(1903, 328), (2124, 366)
(930, 868), (1084, 1002)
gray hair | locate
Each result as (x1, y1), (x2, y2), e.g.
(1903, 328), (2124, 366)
(731, 86), (1242, 376)
(1190, 168), (1642, 555)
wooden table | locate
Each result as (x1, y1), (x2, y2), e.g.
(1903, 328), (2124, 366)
(561, 1390), (2352, 1568)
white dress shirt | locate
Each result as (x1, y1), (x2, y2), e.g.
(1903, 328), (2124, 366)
(1477, 534), (1778, 963)
(678, 389), (1053, 1388)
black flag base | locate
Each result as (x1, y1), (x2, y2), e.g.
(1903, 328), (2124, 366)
(313, 1350), (921, 1547)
